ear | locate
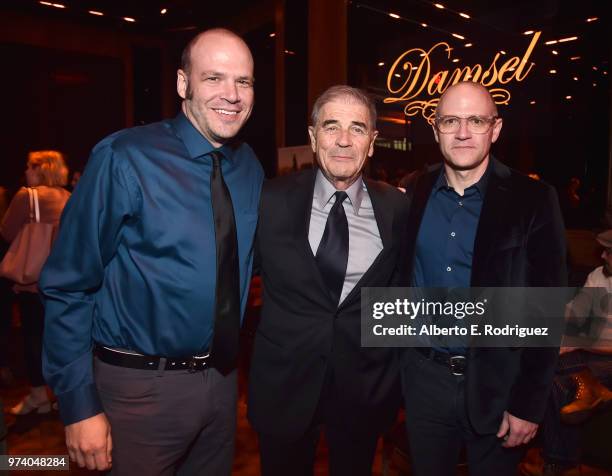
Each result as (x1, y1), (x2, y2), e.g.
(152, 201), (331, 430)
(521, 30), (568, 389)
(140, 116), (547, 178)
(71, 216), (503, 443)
(177, 69), (188, 100)
(491, 117), (503, 144)
(308, 126), (317, 153)
(431, 123), (440, 144)
(367, 130), (379, 157)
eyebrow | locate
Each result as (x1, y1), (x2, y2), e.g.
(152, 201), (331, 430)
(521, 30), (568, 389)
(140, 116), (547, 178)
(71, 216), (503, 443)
(321, 119), (368, 129)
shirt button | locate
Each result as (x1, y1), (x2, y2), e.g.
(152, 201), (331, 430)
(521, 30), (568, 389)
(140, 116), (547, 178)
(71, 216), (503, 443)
(446, 266), (452, 272)
(458, 201), (463, 206)
(450, 232), (456, 237)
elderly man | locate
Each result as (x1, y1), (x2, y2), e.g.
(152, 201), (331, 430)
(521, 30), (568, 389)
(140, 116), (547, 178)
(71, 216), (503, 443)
(248, 85), (410, 475)
(40, 29), (263, 475)
(400, 81), (567, 475)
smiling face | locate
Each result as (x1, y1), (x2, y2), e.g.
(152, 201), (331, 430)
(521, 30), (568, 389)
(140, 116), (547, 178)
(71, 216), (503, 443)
(177, 30), (254, 147)
(432, 82), (502, 172)
(308, 97), (378, 190)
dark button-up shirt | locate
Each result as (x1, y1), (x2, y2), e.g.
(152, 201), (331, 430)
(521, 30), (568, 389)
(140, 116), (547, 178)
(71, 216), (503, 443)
(40, 112), (264, 424)
(413, 165), (488, 352)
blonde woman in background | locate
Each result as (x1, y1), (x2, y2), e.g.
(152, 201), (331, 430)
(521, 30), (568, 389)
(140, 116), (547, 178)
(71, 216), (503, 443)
(0, 150), (70, 415)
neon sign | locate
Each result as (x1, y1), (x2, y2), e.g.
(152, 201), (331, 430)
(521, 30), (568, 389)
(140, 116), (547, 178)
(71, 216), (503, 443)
(384, 32), (541, 123)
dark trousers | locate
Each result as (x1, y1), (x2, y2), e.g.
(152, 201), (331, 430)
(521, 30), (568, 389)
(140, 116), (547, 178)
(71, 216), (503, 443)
(16, 292), (45, 386)
(94, 358), (237, 476)
(258, 423), (379, 476)
(258, 366), (380, 476)
(401, 349), (525, 476)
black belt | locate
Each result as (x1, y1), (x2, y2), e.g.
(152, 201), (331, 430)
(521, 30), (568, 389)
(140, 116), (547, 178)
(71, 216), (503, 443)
(94, 345), (210, 372)
(415, 347), (467, 376)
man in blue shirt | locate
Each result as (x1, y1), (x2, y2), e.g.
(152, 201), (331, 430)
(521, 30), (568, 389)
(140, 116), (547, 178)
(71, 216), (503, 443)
(400, 81), (566, 476)
(40, 29), (263, 475)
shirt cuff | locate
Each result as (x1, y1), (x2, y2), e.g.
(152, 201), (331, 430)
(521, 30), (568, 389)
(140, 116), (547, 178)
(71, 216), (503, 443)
(57, 383), (104, 426)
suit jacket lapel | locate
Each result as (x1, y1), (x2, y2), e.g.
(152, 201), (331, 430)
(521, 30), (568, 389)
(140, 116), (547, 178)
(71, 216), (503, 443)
(471, 158), (512, 286)
(287, 169), (338, 303)
(405, 165), (442, 278)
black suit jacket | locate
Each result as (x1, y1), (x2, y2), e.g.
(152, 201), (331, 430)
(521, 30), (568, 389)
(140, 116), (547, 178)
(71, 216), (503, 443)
(401, 157), (567, 434)
(248, 169), (410, 438)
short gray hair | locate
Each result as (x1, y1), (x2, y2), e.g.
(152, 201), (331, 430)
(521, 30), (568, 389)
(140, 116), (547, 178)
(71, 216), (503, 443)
(311, 85), (377, 129)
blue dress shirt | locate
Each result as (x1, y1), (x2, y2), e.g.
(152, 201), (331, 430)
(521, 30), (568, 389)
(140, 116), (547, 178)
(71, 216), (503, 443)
(40, 112), (264, 424)
(413, 164), (489, 352)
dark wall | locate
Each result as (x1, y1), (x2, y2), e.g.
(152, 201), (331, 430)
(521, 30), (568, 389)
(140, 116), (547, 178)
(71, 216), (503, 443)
(0, 43), (125, 191)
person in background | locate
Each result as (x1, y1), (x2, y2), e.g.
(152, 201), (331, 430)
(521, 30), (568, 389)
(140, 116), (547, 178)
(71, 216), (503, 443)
(0, 150), (70, 414)
(522, 230), (612, 476)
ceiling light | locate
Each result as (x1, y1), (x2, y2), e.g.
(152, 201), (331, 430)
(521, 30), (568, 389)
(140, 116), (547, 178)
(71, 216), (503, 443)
(500, 50), (506, 55)
(411, 66), (418, 70)
(123, 17), (136, 22)
(530, 100), (536, 105)
(452, 59), (459, 63)
(452, 33), (465, 40)
(570, 56), (580, 60)
(586, 17), (598, 22)
(88, 10), (103, 16)
(269, 33), (276, 37)
(549, 69), (557, 74)
(593, 66), (598, 71)
(160, 8), (167, 14)
(565, 95), (572, 100)
(51, 3), (65, 8)
(545, 40), (558, 45)
(434, 3), (445, 9)
(459, 12), (470, 19)
(464, 43), (472, 47)
(421, 23), (428, 27)
(558, 36), (578, 43)
(552, 50), (558, 55)
(394, 73), (401, 78)
(39, 1), (53, 5)
(523, 30), (534, 35)
(378, 62), (385, 66)
(573, 76), (578, 81)
(389, 13), (400, 19)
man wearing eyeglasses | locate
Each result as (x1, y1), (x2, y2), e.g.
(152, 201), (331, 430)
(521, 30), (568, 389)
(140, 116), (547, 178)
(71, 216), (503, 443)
(400, 81), (567, 476)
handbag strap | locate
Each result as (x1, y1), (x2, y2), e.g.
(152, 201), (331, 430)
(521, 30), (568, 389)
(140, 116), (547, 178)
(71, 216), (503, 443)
(27, 188), (41, 223)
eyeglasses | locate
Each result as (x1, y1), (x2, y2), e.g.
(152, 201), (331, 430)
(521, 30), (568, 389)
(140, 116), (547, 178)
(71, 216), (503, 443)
(435, 115), (499, 134)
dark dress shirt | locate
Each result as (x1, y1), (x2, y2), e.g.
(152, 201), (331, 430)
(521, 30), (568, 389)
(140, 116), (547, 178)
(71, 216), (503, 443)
(413, 164), (489, 352)
(40, 112), (264, 424)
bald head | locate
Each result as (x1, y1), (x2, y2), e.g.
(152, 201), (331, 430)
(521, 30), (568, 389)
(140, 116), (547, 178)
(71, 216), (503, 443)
(437, 81), (498, 117)
(180, 28), (253, 76)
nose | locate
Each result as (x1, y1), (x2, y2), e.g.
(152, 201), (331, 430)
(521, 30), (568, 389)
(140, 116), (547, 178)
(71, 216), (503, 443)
(221, 80), (239, 103)
(455, 118), (471, 139)
(335, 129), (352, 147)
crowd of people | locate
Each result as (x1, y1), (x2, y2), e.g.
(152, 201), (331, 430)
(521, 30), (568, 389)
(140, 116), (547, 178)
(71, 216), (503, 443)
(0, 28), (611, 476)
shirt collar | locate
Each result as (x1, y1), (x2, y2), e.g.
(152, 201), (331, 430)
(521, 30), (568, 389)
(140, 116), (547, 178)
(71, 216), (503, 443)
(172, 110), (237, 161)
(314, 169), (364, 214)
(434, 158), (491, 197)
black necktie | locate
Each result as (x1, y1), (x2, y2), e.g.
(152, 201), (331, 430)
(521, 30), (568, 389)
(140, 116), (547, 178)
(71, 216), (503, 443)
(315, 191), (349, 304)
(208, 151), (241, 374)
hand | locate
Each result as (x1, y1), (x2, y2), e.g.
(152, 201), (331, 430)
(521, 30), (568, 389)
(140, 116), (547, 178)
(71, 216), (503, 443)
(65, 413), (113, 470)
(496, 411), (538, 448)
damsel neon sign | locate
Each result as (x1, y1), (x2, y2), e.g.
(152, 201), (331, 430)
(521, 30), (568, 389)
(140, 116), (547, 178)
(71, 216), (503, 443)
(384, 32), (541, 123)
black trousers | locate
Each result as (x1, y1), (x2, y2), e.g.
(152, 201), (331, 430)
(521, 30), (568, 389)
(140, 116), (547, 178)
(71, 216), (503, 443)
(258, 423), (379, 476)
(16, 292), (45, 387)
(258, 366), (380, 476)
(401, 349), (525, 476)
